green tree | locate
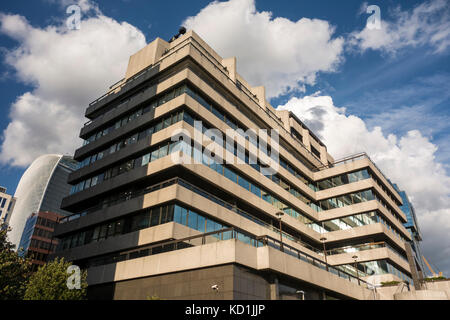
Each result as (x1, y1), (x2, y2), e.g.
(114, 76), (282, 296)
(0, 224), (32, 300)
(24, 257), (88, 300)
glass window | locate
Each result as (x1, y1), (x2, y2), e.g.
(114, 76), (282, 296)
(271, 175), (280, 185)
(115, 220), (124, 235)
(197, 215), (206, 232)
(166, 204), (174, 222)
(132, 212), (150, 231)
(251, 184), (261, 198)
(106, 223), (115, 237)
(224, 167), (237, 183)
(181, 207), (188, 226)
(155, 121), (163, 132)
(320, 200), (329, 211)
(151, 148), (159, 162)
(174, 205), (182, 224)
(92, 227), (100, 242)
(342, 194), (352, 206)
(352, 192), (362, 204)
(212, 163), (222, 175)
(206, 219), (215, 233)
(183, 112), (194, 126)
(129, 134), (138, 145)
(141, 153), (151, 166)
(91, 176), (98, 187)
(238, 175), (250, 191)
(319, 179), (333, 190)
(109, 144), (117, 154)
(99, 225), (108, 240)
(159, 144), (168, 158)
(336, 196), (344, 208)
(332, 176), (343, 187)
(150, 208), (160, 227)
(163, 116), (171, 128)
(348, 172), (359, 183)
(262, 191), (272, 204)
(177, 111), (184, 122)
(187, 210), (197, 230)
(211, 105), (225, 121)
(361, 169), (370, 180)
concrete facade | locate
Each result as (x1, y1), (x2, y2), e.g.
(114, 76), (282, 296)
(53, 30), (425, 300)
(0, 187), (15, 227)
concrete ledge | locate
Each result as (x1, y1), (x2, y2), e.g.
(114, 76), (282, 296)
(87, 239), (374, 300)
(394, 290), (449, 300)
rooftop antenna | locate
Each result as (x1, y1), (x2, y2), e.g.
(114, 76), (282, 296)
(169, 27), (187, 42)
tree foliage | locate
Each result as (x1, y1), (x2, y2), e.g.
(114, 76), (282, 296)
(0, 224), (32, 300)
(24, 257), (88, 300)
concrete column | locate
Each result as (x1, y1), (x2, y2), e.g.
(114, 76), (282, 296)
(404, 242), (422, 290)
(269, 275), (279, 300)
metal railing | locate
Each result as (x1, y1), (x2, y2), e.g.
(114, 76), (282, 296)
(326, 241), (408, 263)
(59, 177), (322, 255)
(86, 227), (243, 268)
(59, 178), (178, 224)
(256, 235), (369, 287)
(85, 225), (370, 288)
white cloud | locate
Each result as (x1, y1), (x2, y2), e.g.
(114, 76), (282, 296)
(0, 1), (146, 167)
(183, 0), (344, 98)
(349, 0), (450, 54)
(277, 95), (450, 275)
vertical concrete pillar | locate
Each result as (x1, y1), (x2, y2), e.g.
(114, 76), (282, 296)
(404, 242), (422, 290)
(269, 276), (279, 300)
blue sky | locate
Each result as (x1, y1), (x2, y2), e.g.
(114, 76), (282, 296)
(0, 0), (449, 274)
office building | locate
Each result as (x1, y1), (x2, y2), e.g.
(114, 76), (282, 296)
(53, 31), (418, 300)
(0, 187), (16, 227)
(8, 154), (78, 249)
(393, 184), (426, 285)
(19, 211), (62, 270)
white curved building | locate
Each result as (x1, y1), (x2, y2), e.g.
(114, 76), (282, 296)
(8, 154), (77, 249)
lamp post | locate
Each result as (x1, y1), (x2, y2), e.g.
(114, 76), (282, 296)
(296, 290), (305, 300)
(275, 212), (284, 252)
(320, 236), (328, 271)
(352, 255), (360, 285)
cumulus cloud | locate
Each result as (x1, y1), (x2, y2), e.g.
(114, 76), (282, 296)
(349, 0), (450, 54)
(277, 95), (450, 275)
(183, 0), (344, 98)
(0, 1), (146, 167)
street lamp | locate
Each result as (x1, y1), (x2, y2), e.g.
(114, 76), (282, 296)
(296, 290), (305, 300)
(320, 236), (328, 271)
(275, 212), (284, 252)
(352, 255), (360, 285)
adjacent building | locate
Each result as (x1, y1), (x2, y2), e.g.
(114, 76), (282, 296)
(0, 187), (16, 227)
(19, 211), (62, 271)
(8, 154), (78, 250)
(393, 184), (426, 284)
(53, 31), (418, 300)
